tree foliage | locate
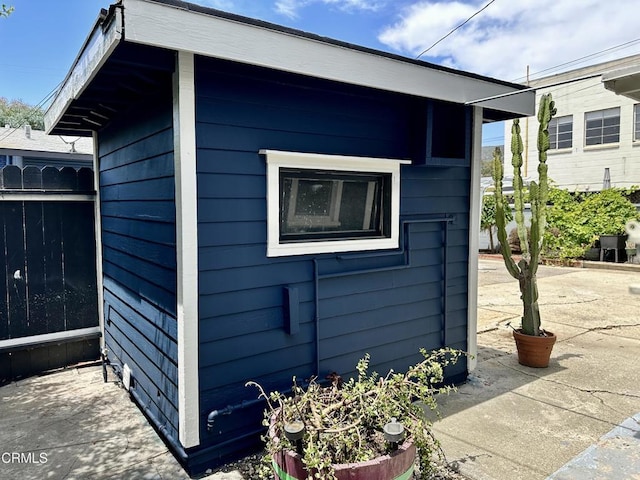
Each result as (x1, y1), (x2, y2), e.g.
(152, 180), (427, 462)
(0, 98), (45, 130)
(481, 194), (513, 252)
(544, 187), (639, 259)
(1, 4), (13, 17)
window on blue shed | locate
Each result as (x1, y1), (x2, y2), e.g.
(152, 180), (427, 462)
(262, 150), (408, 257)
(279, 169), (391, 242)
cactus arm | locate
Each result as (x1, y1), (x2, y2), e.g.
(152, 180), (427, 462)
(492, 146), (520, 279)
(511, 118), (530, 262)
(530, 94), (556, 275)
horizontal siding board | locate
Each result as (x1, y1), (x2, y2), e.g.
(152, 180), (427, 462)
(402, 165), (470, 182)
(197, 173), (265, 199)
(199, 283), (315, 319)
(199, 262), (311, 295)
(318, 265), (442, 299)
(101, 200), (176, 223)
(102, 216), (175, 246)
(100, 177), (176, 202)
(197, 95), (402, 143)
(195, 122), (406, 159)
(104, 277), (177, 340)
(199, 343), (315, 391)
(103, 261), (176, 315)
(100, 139), (174, 176)
(104, 328), (178, 440)
(198, 221), (265, 248)
(107, 308), (178, 386)
(319, 283), (442, 319)
(197, 199), (265, 223)
(105, 296), (178, 359)
(198, 244), (276, 270)
(320, 298), (443, 340)
(402, 177), (469, 197)
(197, 150), (265, 176)
(402, 196), (469, 216)
(98, 104), (173, 158)
(321, 335), (443, 376)
(199, 301), (315, 343)
(200, 322), (315, 368)
(320, 316), (441, 361)
(103, 245), (176, 293)
(102, 231), (176, 270)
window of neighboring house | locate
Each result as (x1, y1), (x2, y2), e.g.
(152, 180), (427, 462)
(585, 108), (620, 146)
(549, 115), (573, 149)
(634, 104), (640, 142)
(261, 149), (409, 257)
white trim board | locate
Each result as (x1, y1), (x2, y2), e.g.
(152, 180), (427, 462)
(261, 149), (409, 258)
(121, 0), (533, 117)
(467, 107), (483, 373)
(173, 50), (200, 449)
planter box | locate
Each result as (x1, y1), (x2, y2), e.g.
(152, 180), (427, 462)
(583, 247), (600, 261)
(599, 234), (627, 250)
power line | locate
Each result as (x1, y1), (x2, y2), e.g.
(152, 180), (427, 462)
(416, 0), (497, 60)
(0, 81), (62, 143)
(512, 38), (640, 83)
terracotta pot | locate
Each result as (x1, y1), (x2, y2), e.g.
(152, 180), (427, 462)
(272, 439), (416, 480)
(512, 329), (556, 368)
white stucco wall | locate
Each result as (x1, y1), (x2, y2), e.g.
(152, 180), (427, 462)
(504, 60), (640, 192)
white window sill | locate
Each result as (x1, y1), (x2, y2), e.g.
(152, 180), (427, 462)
(583, 143), (619, 152)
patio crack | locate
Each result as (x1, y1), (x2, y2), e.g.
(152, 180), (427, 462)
(495, 359), (640, 429)
(559, 322), (640, 342)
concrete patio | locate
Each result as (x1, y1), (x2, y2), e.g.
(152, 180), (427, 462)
(1, 258), (639, 479)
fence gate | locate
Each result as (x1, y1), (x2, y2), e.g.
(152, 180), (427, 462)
(0, 165), (99, 384)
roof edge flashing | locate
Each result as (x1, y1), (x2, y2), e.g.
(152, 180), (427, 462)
(45, 4), (124, 134)
(124, 0), (532, 117)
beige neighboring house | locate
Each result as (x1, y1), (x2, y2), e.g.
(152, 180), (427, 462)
(0, 124), (93, 169)
(504, 53), (640, 192)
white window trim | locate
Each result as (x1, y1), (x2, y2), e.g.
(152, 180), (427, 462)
(261, 149), (410, 257)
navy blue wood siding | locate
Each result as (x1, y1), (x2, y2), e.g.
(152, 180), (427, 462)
(194, 57), (470, 458)
(98, 97), (179, 443)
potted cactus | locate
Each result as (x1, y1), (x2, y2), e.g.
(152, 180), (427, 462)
(492, 93), (557, 368)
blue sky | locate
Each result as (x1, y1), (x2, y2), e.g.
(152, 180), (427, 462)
(2, 0), (639, 145)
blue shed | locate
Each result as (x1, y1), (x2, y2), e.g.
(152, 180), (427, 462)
(45, 0), (535, 475)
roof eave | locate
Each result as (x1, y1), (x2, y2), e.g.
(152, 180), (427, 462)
(44, 5), (124, 135)
(46, 0), (535, 135)
(602, 64), (640, 102)
(124, 0), (534, 117)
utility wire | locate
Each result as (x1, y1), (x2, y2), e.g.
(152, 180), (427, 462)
(512, 37), (640, 83)
(416, 0), (497, 60)
(0, 81), (62, 143)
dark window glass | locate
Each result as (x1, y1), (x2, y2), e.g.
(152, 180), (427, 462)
(634, 104), (640, 141)
(585, 108), (620, 145)
(279, 168), (391, 242)
(549, 116), (572, 149)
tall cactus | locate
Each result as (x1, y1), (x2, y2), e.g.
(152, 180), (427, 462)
(492, 93), (556, 336)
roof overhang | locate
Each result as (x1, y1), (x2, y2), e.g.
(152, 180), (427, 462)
(46, 0), (535, 135)
(602, 64), (640, 101)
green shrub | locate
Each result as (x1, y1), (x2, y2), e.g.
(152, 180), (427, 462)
(543, 188), (638, 259)
(481, 194), (513, 252)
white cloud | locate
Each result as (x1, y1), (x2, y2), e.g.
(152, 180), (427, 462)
(378, 0), (640, 83)
(276, 0), (386, 20)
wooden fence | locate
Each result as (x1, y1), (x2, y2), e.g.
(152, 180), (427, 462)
(0, 165), (99, 384)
